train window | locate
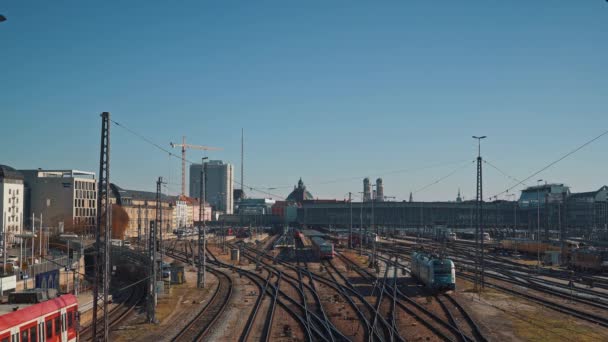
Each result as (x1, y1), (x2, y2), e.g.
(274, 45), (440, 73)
(54, 316), (60, 335)
(46, 320), (53, 338)
(20, 329), (28, 342)
(1, 338), (7, 342)
(29, 327), (36, 342)
(68, 311), (73, 328)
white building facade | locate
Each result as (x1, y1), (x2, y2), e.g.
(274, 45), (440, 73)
(173, 199), (188, 228)
(0, 165), (24, 245)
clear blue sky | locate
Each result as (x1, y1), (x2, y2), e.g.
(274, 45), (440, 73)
(1, 1), (607, 201)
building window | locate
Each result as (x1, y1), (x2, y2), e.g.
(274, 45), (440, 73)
(8, 189), (11, 195)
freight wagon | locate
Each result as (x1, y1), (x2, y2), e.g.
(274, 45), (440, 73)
(571, 248), (608, 273)
(499, 239), (580, 260)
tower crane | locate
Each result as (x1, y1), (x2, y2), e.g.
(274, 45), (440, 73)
(170, 136), (221, 196)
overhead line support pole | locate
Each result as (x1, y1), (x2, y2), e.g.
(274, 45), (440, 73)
(198, 158), (208, 288)
(93, 112), (111, 341)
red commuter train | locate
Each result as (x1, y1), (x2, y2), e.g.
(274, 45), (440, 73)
(0, 294), (78, 342)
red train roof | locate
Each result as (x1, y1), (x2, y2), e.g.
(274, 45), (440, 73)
(0, 294), (78, 332)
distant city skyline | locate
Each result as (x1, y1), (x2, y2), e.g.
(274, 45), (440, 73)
(1, 2), (607, 201)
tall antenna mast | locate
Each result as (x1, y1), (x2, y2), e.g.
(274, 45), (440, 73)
(241, 128), (244, 192)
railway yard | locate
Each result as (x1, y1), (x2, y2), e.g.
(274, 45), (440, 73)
(88, 228), (608, 342)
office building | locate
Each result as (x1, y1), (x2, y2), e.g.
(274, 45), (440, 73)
(20, 169), (97, 235)
(190, 160), (234, 215)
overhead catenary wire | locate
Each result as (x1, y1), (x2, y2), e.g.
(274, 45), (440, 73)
(483, 159), (529, 192)
(413, 160), (475, 194)
(490, 129), (608, 198)
(110, 119), (286, 199)
(257, 159), (473, 190)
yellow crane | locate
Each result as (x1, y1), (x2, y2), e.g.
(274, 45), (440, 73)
(170, 136), (222, 196)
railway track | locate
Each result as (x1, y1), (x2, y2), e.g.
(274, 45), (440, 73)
(322, 259), (374, 341)
(245, 241), (401, 341)
(294, 240), (337, 342)
(170, 255), (234, 341)
(377, 243), (608, 330)
(236, 246), (345, 341)
(371, 251), (488, 342)
(379, 242), (608, 307)
(203, 246), (316, 341)
(337, 252), (461, 342)
(436, 294), (487, 342)
(239, 273), (272, 342)
(80, 282), (146, 341)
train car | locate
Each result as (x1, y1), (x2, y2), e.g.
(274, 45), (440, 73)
(571, 248), (608, 272)
(460, 231), (491, 242)
(363, 232), (378, 245)
(327, 235), (348, 248)
(311, 237), (335, 260)
(0, 294), (78, 342)
(500, 239), (580, 259)
(236, 228), (250, 238)
(410, 251), (456, 291)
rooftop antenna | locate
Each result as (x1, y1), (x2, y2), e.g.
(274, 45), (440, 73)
(241, 128), (244, 193)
